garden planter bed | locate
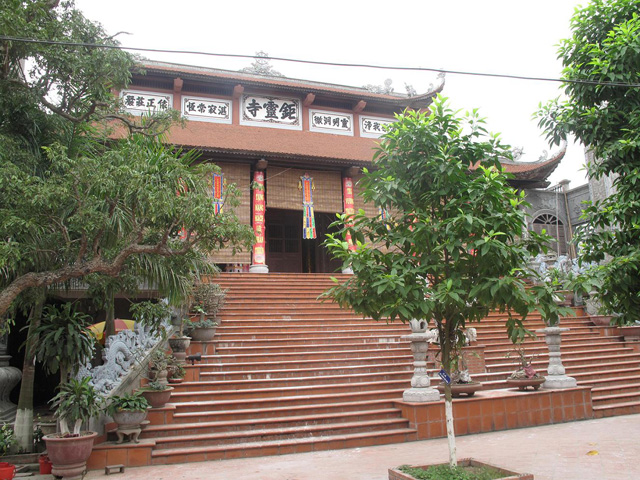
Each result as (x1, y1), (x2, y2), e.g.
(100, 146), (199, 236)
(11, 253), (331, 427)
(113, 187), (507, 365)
(389, 458), (533, 480)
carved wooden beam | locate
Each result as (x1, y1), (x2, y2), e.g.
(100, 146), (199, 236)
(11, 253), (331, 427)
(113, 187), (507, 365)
(173, 77), (183, 94)
(353, 100), (367, 113)
(233, 84), (244, 99)
(345, 166), (360, 177)
(303, 93), (315, 107)
(256, 158), (268, 171)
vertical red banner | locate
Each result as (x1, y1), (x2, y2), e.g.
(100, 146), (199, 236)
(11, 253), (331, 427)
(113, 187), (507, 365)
(252, 171), (266, 265)
(342, 177), (357, 251)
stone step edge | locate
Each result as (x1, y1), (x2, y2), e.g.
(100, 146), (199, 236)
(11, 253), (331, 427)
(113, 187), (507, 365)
(144, 408), (401, 434)
(183, 369), (413, 387)
(592, 400), (640, 411)
(172, 398), (396, 421)
(172, 389), (405, 411)
(152, 417), (408, 446)
(150, 428), (416, 458)
(170, 379), (408, 399)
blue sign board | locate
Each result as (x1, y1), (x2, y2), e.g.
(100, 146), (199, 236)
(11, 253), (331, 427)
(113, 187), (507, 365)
(438, 369), (451, 385)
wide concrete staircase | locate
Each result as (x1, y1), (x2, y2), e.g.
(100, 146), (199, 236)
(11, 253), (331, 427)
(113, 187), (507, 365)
(140, 273), (640, 465)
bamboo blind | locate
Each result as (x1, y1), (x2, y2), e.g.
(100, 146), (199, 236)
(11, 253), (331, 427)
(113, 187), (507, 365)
(208, 162), (252, 264)
(352, 172), (381, 218)
(266, 167), (343, 214)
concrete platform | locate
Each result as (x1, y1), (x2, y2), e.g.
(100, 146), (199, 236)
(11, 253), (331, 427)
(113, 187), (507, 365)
(84, 414), (640, 480)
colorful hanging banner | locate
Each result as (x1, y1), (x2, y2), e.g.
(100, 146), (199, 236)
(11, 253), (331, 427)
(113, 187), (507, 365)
(252, 171), (266, 265)
(342, 177), (357, 251)
(299, 173), (316, 239)
(379, 207), (391, 231)
(212, 173), (224, 214)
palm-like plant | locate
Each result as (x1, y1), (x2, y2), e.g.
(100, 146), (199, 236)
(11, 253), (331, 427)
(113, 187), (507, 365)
(33, 302), (95, 384)
(49, 377), (102, 435)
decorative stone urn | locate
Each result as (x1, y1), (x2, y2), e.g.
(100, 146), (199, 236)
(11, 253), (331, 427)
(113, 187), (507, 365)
(401, 332), (440, 403)
(536, 326), (577, 389)
(0, 334), (21, 423)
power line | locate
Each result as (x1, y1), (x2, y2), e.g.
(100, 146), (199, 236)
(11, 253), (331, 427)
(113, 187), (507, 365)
(2, 35), (640, 88)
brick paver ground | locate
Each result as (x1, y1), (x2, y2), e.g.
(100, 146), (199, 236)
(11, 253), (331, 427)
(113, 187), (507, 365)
(84, 414), (640, 480)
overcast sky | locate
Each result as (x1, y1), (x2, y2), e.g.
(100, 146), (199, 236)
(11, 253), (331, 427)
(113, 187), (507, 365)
(76, 0), (589, 188)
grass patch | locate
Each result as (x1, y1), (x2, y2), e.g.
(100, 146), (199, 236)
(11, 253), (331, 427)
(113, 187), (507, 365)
(398, 463), (506, 480)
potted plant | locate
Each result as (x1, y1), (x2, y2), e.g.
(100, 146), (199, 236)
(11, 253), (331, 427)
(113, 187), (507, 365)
(435, 340), (482, 398)
(148, 350), (170, 386)
(138, 380), (173, 409)
(43, 377), (102, 479)
(107, 391), (150, 430)
(545, 267), (574, 306)
(505, 343), (545, 391)
(167, 355), (186, 384)
(191, 283), (227, 322)
(188, 318), (219, 342)
(168, 318), (191, 362)
(0, 423), (16, 480)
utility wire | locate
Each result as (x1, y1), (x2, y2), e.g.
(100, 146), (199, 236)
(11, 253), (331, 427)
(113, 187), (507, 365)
(2, 35), (640, 88)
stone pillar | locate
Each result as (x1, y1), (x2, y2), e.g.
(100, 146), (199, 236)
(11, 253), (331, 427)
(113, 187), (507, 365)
(401, 331), (440, 403)
(537, 326), (577, 389)
(249, 170), (269, 273)
(0, 334), (21, 423)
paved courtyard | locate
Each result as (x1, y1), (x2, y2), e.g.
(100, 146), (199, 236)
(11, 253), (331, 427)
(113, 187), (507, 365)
(82, 414), (640, 480)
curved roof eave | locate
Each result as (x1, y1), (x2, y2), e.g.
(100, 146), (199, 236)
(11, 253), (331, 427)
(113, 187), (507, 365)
(138, 61), (441, 108)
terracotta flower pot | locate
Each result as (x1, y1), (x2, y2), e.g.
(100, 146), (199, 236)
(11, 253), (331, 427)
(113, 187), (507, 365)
(190, 326), (217, 342)
(436, 381), (482, 397)
(590, 315), (613, 327)
(140, 387), (173, 408)
(506, 377), (546, 391)
(44, 431), (97, 480)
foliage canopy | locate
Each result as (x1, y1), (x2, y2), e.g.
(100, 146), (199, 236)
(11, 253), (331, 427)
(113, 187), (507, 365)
(537, 0), (640, 324)
(0, 0), (254, 322)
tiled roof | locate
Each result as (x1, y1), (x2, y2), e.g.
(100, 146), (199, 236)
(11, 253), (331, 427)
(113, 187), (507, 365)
(166, 121), (378, 165)
(139, 61), (443, 107)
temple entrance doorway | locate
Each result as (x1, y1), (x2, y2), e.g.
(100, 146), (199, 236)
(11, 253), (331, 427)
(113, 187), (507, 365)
(265, 209), (342, 273)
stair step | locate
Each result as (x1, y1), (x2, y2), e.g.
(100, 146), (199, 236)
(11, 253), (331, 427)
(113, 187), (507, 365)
(171, 379), (410, 402)
(172, 399), (399, 423)
(593, 400), (640, 418)
(171, 388), (405, 413)
(176, 370), (413, 391)
(199, 362), (414, 380)
(153, 418), (410, 450)
(144, 408), (403, 438)
(150, 428), (418, 463)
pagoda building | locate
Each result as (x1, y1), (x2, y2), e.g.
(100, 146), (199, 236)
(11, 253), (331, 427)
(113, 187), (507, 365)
(119, 61), (565, 273)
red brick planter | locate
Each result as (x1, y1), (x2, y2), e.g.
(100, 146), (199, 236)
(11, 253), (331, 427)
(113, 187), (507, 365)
(388, 458), (533, 480)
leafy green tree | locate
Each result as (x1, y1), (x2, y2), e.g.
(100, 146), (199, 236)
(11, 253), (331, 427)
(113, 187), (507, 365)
(325, 97), (564, 466)
(537, 0), (640, 324)
(1, 0), (253, 449)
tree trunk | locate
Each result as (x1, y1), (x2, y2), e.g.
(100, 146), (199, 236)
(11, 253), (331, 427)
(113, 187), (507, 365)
(444, 384), (457, 468)
(104, 289), (116, 342)
(441, 324), (457, 468)
(14, 289), (45, 452)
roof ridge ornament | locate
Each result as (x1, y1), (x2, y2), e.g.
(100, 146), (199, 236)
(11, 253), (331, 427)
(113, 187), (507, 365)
(239, 51), (284, 77)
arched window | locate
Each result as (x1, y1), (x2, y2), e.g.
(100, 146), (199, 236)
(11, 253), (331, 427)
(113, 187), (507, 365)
(531, 213), (567, 255)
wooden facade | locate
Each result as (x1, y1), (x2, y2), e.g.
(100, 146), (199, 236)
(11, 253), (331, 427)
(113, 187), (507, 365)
(122, 61), (563, 273)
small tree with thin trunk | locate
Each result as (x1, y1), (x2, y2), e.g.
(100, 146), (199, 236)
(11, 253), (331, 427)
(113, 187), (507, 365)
(325, 97), (565, 467)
